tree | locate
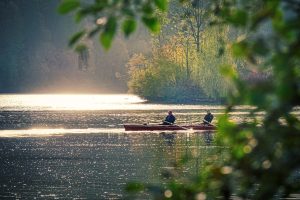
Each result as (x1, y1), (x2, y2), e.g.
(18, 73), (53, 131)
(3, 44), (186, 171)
(181, 0), (211, 52)
(126, 42), (205, 102)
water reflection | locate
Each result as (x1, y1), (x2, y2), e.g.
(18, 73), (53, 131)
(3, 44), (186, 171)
(203, 131), (214, 145)
(0, 94), (224, 199)
(0, 132), (218, 199)
(159, 132), (176, 146)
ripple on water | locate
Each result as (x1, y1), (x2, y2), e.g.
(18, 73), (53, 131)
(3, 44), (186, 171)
(0, 132), (218, 199)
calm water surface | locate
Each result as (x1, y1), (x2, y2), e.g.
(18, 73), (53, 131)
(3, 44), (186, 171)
(0, 94), (251, 199)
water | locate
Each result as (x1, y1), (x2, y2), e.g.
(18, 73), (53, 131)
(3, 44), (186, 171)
(0, 94), (245, 199)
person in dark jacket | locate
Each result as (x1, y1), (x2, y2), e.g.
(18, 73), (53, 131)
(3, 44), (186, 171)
(203, 110), (214, 125)
(163, 111), (176, 125)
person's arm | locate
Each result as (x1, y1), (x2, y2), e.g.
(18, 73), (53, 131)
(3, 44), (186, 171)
(172, 116), (176, 123)
(204, 114), (209, 121)
(210, 114), (214, 122)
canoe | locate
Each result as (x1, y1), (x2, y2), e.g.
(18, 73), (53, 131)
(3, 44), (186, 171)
(124, 124), (216, 131)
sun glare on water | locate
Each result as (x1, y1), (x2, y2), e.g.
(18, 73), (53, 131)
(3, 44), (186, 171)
(0, 94), (146, 111)
(0, 94), (228, 111)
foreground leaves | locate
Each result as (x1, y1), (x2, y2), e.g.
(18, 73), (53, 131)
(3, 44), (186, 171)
(59, 0), (166, 50)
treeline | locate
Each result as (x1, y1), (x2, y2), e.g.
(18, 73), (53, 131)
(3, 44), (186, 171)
(126, 0), (246, 103)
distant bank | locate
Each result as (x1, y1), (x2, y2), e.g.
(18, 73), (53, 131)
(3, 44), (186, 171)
(142, 97), (226, 105)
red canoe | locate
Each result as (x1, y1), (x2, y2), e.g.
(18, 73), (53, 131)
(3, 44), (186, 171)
(124, 124), (216, 131)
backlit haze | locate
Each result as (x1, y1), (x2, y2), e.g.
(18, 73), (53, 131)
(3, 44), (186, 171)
(0, 94), (224, 111)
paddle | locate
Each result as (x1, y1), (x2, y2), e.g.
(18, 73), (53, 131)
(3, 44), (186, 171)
(162, 121), (190, 130)
(203, 119), (215, 126)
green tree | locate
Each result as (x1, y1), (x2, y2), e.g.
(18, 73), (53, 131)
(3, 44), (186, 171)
(127, 44), (205, 102)
(193, 25), (236, 99)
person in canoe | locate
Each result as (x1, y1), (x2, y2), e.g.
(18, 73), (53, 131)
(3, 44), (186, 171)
(203, 110), (214, 125)
(162, 110), (176, 125)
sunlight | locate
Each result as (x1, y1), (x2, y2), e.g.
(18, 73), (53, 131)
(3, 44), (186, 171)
(0, 94), (146, 110)
(0, 128), (126, 137)
(0, 94), (227, 111)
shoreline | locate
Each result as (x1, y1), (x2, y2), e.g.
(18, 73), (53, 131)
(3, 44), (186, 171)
(143, 98), (226, 105)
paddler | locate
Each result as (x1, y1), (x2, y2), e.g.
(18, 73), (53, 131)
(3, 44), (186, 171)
(203, 110), (214, 125)
(162, 110), (176, 125)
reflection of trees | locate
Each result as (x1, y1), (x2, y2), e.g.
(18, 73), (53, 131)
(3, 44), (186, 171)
(160, 132), (176, 146)
(157, 132), (221, 177)
(203, 131), (213, 145)
(125, 131), (220, 181)
(77, 46), (89, 71)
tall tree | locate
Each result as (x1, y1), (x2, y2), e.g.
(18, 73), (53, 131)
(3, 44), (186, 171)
(181, 0), (210, 52)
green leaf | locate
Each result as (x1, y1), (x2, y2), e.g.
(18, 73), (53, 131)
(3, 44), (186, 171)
(100, 31), (113, 50)
(228, 9), (248, 27)
(154, 0), (168, 11)
(122, 19), (137, 37)
(74, 44), (87, 53)
(58, 0), (80, 14)
(142, 16), (160, 33)
(125, 182), (145, 192)
(231, 41), (249, 57)
(88, 26), (102, 38)
(220, 64), (238, 79)
(68, 30), (85, 47)
(121, 7), (135, 17)
(142, 4), (154, 15)
(252, 39), (269, 56)
(74, 9), (89, 23)
(100, 17), (117, 49)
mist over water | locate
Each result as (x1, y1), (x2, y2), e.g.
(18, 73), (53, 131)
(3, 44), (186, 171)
(0, 94), (224, 111)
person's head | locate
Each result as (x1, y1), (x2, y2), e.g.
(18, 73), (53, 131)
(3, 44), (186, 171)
(206, 110), (211, 114)
(168, 110), (173, 115)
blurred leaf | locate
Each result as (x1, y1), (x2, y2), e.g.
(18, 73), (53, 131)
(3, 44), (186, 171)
(75, 4), (106, 22)
(88, 26), (102, 38)
(74, 44), (87, 53)
(218, 114), (236, 133)
(142, 3), (154, 15)
(75, 9), (89, 22)
(68, 30), (85, 47)
(248, 89), (266, 106)
(232, 145), (245, 159)
(146, 185), (164, 196)
(58, 0), (80, 14)
(251, 9), (272, 30)
(154, 0), (168, 11)
(100, 17), (117, 49)
(122, 7), (135, 17)
(231, 41), (249, 57)
(100, 32), (113, 50)
(252, 39), (269, 56)
(125, 182), (145, 193)
(220, 64), (238, 79)
(228, 9), (248, 26)
(122, 19), (137, 37)
(142, 16), (160, 32)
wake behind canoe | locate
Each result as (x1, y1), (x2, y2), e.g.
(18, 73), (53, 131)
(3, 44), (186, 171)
(124, 124), (216, 131)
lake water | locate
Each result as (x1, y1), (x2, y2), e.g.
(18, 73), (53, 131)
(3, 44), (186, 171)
(0, 94), (253, 199)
